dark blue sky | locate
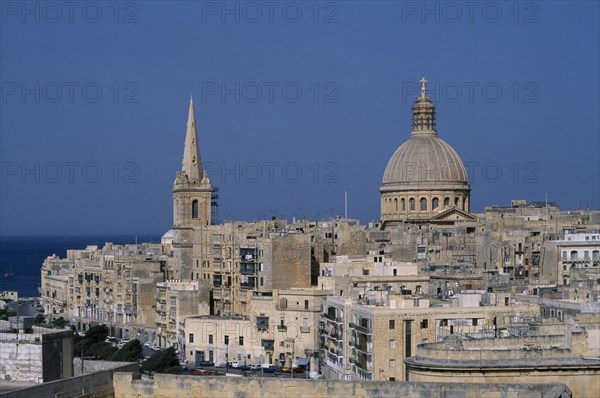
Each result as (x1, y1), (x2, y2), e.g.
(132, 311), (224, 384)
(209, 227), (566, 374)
(1, 1), (599, 235)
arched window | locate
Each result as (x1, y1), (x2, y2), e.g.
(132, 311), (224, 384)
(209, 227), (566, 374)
(592, 250), (599, 260)
(454, 197), (459, 206)
(420, 198), (427, 211)
(444, 197), (450, 206)
(409, 198), (415, 211)
(401, 198), (406, 211)
(192, 200), (199, 219)
(394, 198), (398, 212)
(432, 198), (439, 209)
(570, 251), (578, 261)
(462, 198), (466, 210)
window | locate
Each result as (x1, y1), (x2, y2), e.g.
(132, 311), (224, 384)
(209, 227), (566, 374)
(389, 320), (395, 329)
(420, 198), (427, 211)
(261, 339), (274, 352)
(401, 198), (406, 211)
(305, 300), (309, 309)
(454, 197), (459, 206)
(394, 198), (398, 211)
(432, 198), (439, 209)
(224, 335), (229, 345)
(389, 359), (396, 367)
(593, 250), (600, 260)
(409, 198), (415, 211)
(420, 319), (428, 329)
(239, 336), (243, 346)
(570, 251), (578, 261)
(208, 334), (213, 344)
(192, 200), (199, 219)
(389, 339), (396, 349)
(562, 251), (567, 261)
(189, 333), (194, 343)
(444, 197), (450, 206)
(257, 316), (269, 330)
(472, 318), (478, 326)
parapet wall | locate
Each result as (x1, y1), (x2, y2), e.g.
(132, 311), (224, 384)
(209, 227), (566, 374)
(113, 373), (571, 398)
(0, 363), (138, 398)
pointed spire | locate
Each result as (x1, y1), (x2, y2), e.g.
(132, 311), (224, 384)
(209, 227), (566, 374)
(412, 77), (437, 135)
(181, 95), (202, 182)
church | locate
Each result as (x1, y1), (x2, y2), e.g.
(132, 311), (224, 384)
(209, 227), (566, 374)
(380, 78), (476, 228)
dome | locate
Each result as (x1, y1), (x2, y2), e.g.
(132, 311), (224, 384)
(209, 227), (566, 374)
(381, 134), (469, 192)
(379, 77), (471, 225)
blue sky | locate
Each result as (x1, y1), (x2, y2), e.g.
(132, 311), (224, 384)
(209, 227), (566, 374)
(1, 1), (599, 235)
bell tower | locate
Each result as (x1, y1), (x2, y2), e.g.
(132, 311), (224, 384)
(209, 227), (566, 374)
(172, 95), (212, 279)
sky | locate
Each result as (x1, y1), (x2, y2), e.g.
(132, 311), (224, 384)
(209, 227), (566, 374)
(1, 1), (599, 235)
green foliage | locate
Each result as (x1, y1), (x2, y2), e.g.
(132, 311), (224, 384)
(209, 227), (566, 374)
(33, 313), (45, 325)
(74, 325), (108, 357)
(72, 327), (142, 363)
(52, 317), (68, 328)
(141, 347), (180, 374)
(0, 308), (17, 320)
(84, 325), (109, 343)
(111, 339), (142, 362)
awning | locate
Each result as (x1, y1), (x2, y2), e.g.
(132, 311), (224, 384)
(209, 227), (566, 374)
(297, 358), (310, 366)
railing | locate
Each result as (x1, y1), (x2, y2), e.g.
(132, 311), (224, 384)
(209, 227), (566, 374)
(349, 323), (371, 335)
(277, 304), (321, 312)
(323, 313), (336, 322)
(277, 325), (287, 332)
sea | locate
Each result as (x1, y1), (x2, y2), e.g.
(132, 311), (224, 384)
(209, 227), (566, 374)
(0, 235), (161, 298)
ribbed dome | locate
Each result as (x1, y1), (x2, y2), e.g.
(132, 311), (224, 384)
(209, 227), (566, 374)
(380, 77), (469, 193)
(381, 134), (469, 192)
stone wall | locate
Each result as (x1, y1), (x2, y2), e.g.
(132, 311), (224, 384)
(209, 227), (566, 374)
(112, 373), (571, 398)
(0, 363), (138, 398)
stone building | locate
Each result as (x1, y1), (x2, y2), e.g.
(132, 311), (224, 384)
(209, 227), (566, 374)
(319, 294), (540, 382)
(380, 79), (472, 227)
(154, 279), (210, 349)
(0, 317), (73, 384)
(404, 320), (600, 397)
(39, 242), (167, 339)
(184, 288), (330, 369)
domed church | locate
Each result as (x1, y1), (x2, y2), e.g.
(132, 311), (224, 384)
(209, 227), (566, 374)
(380, 78), (475, 227)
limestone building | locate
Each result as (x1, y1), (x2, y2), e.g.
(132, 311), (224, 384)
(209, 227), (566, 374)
(0, 317), (73, 384)
(380, 78), (472, 227)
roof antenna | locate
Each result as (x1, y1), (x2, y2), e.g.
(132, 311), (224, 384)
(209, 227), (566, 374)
(345, 190), (348, 219)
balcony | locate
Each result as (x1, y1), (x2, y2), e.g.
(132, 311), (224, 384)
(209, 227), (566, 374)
(300, 326), (310, 333)
(277, 325), (287, 332)
(351, 342), (372, 354)
(323, 313), (342, 324)
(277, 304), (321, 312)
(349, 323), (371, 335)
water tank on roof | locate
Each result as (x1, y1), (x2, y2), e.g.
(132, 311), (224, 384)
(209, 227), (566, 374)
(9, 316), (34, 332)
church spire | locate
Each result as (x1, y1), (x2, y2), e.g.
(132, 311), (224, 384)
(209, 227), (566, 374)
(411, 77), (437, 135)
(181, 95), (202, 182)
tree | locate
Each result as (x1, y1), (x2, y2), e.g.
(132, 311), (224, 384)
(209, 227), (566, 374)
(141, 347), (180, 374)
(111, 339), (142, 362)
(0, 309), (17, 320)
(52, 317), (68, 328)
(74, 325), (109, 357)
(33, 314), (45, 325)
